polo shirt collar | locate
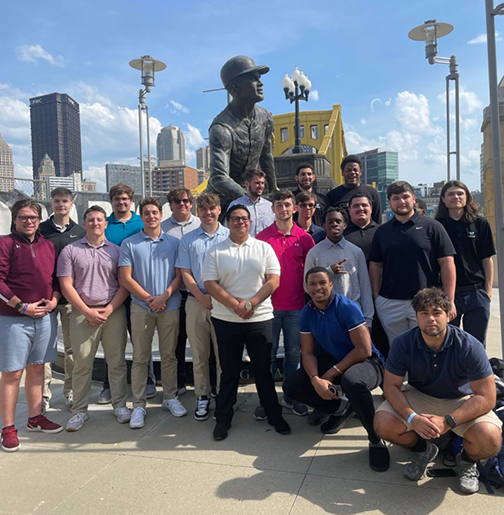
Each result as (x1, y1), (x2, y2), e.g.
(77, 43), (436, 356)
(416, 324), (454, 353)
(347, 221), (375, 231)
(308, 293), (337, 312)
(271, 222), (298, 237)
(323, 236), (346, 249)
(12, 230), (40, 244)
(50, 215), (70, 231)
(229, 235), (252, 247)
(141, 229), (164, 242)
(392, 212), (420, 226)
(169, 214), (195, 227)
(108, 211), (136, 225)
(81, 236), (109, 248)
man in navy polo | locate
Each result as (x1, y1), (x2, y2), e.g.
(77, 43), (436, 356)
(283, 266), (389, 472)
(374, 288), (502, 494)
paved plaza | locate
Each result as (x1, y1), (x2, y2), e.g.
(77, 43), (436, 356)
(1, 291), (503, 514)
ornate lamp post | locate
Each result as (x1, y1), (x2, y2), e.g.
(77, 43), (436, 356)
(282, 67), (312, 154)
(408, 20), (460, 182)
(129, 55), (166, 196)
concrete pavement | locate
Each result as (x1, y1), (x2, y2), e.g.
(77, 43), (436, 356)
(1, 291), (503, 514)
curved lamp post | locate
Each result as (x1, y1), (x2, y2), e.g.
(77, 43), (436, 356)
(282, 67), (312, 154)
(409, 20), (460, 182)
(129, 55), (166, 196)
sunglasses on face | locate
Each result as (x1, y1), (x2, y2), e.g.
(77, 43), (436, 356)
(299, 203), (316, 208)
(172, 198), (190, 205)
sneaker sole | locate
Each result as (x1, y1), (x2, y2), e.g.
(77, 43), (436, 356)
(404, 445), (439, 481)
(146, 392), (158, 400)
(117, 418), (131, 424)
(161, 405), (187, 417)
(66, 425), (84, 432)
(27, 425), (63, 434)
(97, 398), (112, 405)
(194, 414), (210, 421)
(1, 443), (19, 452)
(130, 421), (145, 429)
(254, 415), (267, 421)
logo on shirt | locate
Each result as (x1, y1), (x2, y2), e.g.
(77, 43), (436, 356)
(294, 242), (300, 247)
(415, 226), (423, 230)
(15, 244), (20, 249)
(467, 231), (476, 239)
(70, 235), (78, 238)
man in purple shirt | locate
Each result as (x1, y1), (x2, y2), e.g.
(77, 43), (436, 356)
(58, 206), (130, 432)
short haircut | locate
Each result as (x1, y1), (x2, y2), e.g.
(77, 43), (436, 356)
(244, 169), (266, 182)
(226, 204), (250, 222)
(387, 181), (414, 200)
(167, 188), (193, 204)
(341, 154), (362, 171)
(196, 193), (220, 209)
(109, 183), (134, 201)
(322, 206), (348, 225)
(272, 189), (295, 203)
(139, 197), (162, 216)
(305, 266), (331, 284)
(411, 288), (452, 315)
(50, 187), (73, 199)
(295, 162), (314, 175)
(349, 192), (373, 207)
(11, 199), (42, 230)
(415, 199), (428, 211)
(83, 205), (107, 221)
(295, 191), (317, 204)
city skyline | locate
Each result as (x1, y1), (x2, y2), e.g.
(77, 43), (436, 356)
(0, 0), (497, 192)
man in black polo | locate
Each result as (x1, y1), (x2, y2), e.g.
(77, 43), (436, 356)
(326, 155), (381, 224)
(292, 162), (327, 227)
(40, 187), (85, 411)
(374, 288), (502, 494)
(369, 181), (456, 343)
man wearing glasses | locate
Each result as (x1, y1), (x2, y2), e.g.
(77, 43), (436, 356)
(161, 189), (201, 397)
(203, 205), (290, 441)
(0, 200), (62, 452)
(295, 191), (326, 244)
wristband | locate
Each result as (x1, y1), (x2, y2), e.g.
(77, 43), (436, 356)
(407, 412), (417, 424)
(310, 374), (318, 381)
(332, 365), (343, 375)
(20, 303), (29, 315)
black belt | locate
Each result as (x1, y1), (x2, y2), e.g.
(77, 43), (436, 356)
(187, 292), (194, 298)
(456, 284), (484, 293)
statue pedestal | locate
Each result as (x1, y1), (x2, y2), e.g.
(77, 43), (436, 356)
(273, 153), (335, 195)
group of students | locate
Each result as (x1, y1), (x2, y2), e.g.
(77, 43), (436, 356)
(0, 154), (502, 495)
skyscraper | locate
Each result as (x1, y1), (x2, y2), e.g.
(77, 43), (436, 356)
(106, 163), (143, 194)
(0, 134), (15, 192)
(156, 126), (186, 164)
(196, 146), (210, 172)
(29, 93), (83, 179)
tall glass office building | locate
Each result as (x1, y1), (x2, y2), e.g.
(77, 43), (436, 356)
(357, 149), (399, 207)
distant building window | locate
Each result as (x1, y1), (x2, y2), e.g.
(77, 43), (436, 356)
(324, 124), (329, 134)
(281, 128), (288, 142)
(300, 125), (305, 138)
(311, 125), (318, 139)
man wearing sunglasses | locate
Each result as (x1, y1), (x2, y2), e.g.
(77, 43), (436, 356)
(161, 189), (201, 398)
(295, 191), (326, 244)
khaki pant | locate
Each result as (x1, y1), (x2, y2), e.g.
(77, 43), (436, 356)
(70, 305), (128, 414)
(131, 303), (179, 408)
(43, 304), (74, 400)
(186, 295), (221, 396)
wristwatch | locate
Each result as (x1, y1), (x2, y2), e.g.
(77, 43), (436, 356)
(14, 301), (23, 312)
(445, 414), (457, 429)
(245, 300), (253, 311)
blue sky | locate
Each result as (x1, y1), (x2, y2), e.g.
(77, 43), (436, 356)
(0, 0), (501, 192)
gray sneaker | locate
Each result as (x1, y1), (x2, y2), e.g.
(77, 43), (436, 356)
(455, 452), (480, 494)
(66, 412), (89, 432)
(98, 388), (112, 405)
(145, 384), (157, 400)
(404, 441), (439, 481)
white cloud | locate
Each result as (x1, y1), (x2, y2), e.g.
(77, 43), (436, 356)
(310, 90), (319, 102)
(168, 100), (189, 114)
(370, 98), (382, 112)
(82, 165), (107, 192)
(360, 119), (367, 125)
(468, 31), (502, 45)
(15, 164), (33, 179)
(0, 97), (30, 141)
(437, 87), (483, 115)
(395, 91), (442, 136)
(183, 123), (206, 166)
(16, 44), (65, 67)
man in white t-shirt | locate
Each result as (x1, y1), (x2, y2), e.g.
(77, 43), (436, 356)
(203, 204), (290, 441)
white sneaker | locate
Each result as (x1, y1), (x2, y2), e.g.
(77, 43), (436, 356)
(115, 407), (131, 424)
(66, 412), (89, 432)
(130, 407), (146, 429)
(162, 398), (187, 417)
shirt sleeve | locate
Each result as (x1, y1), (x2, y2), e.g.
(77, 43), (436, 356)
(337, 296), (366, 331)
(118, 240), (134, 268)
(0, 238), (14, 302)
(477, 218), (496, 259)
(369, 227), (384, 263)
(264, 243), (281, 275)
(57, 245), (73, 277)
(202, 248), (219, 282)
(385, 335), (409, 377)
(299, 305), (311, 333)
(302, 232), (316, 258)
(304, 246), (317, 285)
(463, 338), (494, 381)
(355, 247), (374, 325)
(175, 234), (191, 269)
(432, 221), (456, 258)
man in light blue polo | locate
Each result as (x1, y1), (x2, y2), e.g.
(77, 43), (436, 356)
(119, 197), (184, 429)
(227, 169), (275, 237)
(176, 193), (229, 421)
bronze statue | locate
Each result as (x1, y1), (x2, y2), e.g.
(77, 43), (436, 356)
(207, 56), (278, 206)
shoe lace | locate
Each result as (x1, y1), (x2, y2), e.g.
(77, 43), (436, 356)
(460, 462), (479, 479)
(197, 398), (209, 411)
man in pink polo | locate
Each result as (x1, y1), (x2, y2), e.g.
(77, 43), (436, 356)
(255, 189), (314, 419)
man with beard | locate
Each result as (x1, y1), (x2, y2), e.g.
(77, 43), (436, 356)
(292, 163), (327, 227)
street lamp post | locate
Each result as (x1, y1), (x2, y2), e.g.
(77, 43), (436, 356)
(409, 20), (460, 182)
(282, 67), (312, 154)
(129, 55), (166, 197)
(485, 0), (504, 357)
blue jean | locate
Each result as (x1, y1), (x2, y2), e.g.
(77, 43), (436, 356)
(450, 288), (491, 347)
(272, 310), (302, 380)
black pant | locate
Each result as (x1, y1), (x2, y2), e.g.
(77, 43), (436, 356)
(176, 291), (189, 388)
(212, 318), (282, 425)
(283, 351), (384, 442)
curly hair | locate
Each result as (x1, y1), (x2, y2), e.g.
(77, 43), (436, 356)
(411, 288), (452, 315)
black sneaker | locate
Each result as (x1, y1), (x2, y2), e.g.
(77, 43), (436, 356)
(268, 416), (291, 435)
(307, 409), (328, 426)
(194, 396), (210, 421)
(369, 439), (390, 472)
(320, 406), (354, 435)
(213, 422), (230, 441)
(254, 405), (267, 421)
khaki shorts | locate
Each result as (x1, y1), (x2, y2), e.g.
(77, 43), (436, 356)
(376, 385), (502, 437)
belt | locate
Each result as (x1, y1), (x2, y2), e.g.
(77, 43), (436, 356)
(87, 304), (109, 308)
(187, 292), (195, 298)
(456, 284), (484, 293)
